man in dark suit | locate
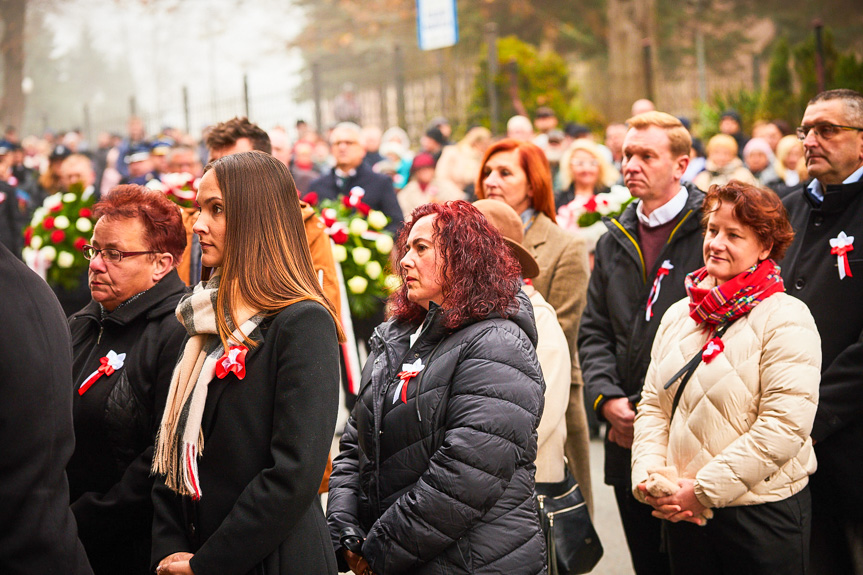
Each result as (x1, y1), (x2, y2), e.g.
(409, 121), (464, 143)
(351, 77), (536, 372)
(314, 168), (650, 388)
(309, 122), (403, 232)
(0, 242), (93, 575)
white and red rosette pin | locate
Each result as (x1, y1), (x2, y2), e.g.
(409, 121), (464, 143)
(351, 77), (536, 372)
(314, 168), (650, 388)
(830, 231), (854, 280)
(701, 337), (725, 364)
(645, 260), (674, 321)
(393, 358), (425, 405)
(78, 350), (126, 395)
(215, 345), (248, 380)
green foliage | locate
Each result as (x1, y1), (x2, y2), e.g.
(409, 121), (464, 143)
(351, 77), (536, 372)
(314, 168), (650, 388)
(792, 27), (840, 112)
(756, 25), (863, 127)
(564, 97), (608, 133)
(833, 53), (863, 94)
(467, 36), (574, 133)
(761, 37), (799, 125)
(697, 88), (763, 140)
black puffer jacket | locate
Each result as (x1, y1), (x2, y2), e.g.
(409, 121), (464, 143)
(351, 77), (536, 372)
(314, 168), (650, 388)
(67, 270), (187, 574)
(327, 290), (547, 575)
(579, 185), (705, 485)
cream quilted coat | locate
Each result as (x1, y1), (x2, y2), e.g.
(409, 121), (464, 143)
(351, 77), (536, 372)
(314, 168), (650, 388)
(631, 291), (821, 509)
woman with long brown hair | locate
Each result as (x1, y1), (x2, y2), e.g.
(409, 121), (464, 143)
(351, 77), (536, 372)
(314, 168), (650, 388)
(151, 151), (343, 575)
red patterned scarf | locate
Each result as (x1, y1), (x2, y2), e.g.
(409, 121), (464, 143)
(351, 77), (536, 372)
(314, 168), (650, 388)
(685, 259), (784, 326)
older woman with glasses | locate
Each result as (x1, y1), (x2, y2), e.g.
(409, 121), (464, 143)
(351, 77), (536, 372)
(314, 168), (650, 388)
(67, 185), (188, 575)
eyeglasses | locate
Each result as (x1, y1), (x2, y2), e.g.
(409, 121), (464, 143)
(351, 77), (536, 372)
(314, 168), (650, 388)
(331, 140), (359, 147)
(82, 244), (157, 263)
(795, 123), (863, 141)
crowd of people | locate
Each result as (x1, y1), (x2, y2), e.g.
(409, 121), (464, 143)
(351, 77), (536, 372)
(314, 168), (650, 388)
(1, 87), (862, 575)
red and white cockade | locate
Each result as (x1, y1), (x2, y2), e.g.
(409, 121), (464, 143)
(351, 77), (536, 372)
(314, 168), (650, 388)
(830, 231), (854, 280)
(393, 358), (425, 405)
(215, 345), (248, 380)
(646, 260), (674, 321)
(78, 350), (126, 395)
(702, 337), (725, 364)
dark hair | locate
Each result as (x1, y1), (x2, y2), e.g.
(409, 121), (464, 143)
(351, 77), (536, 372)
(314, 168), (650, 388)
(205, 117), (272, 154)
(702, 181), (795, 261)
(476, 139), (556, 222)
(94, 184), (186, 264)
(389, 201), (521, 328)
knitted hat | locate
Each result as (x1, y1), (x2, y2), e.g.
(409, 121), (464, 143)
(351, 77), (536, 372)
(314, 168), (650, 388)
(742, 137), (775, 162)
(410, 152), (436, 175)
(425, 127), (446, 146)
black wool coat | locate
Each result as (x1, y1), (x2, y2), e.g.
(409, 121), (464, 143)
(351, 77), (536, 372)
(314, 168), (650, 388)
(308, 162), (404, 232)
(782, 180), (863, 519)
(0, 242), (93, 575)
(579, 185), (706, 486)
(151, 300), (341, 575)
(67, 270), (187, 574)
(328, 291), (547, 575)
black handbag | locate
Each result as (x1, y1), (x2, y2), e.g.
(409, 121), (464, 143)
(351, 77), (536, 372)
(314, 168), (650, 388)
(535, 466), (603, 575)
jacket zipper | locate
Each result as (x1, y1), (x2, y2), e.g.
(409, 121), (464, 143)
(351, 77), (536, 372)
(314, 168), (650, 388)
(71, 317), (105, 386)
(615, 208), (695, 397)
(370, 326), (387, 517)
(610, 218), (646, 284)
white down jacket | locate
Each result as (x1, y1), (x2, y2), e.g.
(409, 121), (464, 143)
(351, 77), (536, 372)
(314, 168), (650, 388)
(631, 291), (821, 509)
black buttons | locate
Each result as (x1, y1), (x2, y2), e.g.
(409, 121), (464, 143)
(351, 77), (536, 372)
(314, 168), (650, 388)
(813, 216), (823, 227)
(794, 278), (805, 290)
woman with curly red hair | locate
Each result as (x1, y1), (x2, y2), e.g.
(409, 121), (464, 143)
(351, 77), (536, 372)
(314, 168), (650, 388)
(631, 181), (820, 574)
(327, 200), (547, 575)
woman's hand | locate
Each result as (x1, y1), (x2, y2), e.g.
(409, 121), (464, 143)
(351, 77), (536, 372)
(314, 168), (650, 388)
(156, 552), (195, 575)
(345, 549), (375, 575)
(640, 479), (708, 525)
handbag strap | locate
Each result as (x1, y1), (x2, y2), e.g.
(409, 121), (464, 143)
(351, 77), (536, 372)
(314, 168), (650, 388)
(663, 321), (733, 422)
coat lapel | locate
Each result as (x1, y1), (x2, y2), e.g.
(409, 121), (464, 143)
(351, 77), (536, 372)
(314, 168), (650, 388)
(201, 321), (270, 436)
(524, 212), (552, 254)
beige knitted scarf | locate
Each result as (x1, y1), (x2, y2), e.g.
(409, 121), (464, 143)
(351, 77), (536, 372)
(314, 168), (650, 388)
(152, 271), (262, 499)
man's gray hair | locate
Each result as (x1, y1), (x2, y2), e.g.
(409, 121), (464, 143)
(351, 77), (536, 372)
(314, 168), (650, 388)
(331, 122), (363, 141)
(809, 89), (863, 126)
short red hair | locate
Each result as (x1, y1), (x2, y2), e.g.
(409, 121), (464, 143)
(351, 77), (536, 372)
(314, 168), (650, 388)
(389, 201), (522, 328)
(94, 184), (187, 265)
(476, 139), (556, 222)
(702, 181), (794, 261)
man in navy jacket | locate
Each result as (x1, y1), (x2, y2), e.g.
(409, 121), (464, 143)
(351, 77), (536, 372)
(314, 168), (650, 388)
(309, 122), (403, 232)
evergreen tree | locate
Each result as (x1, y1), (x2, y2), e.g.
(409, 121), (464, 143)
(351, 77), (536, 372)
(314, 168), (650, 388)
(832, 53), (863, 94)
(792, 27), (839, 109)
(467, 36), (574, 133)
(761, 37), (798, 125)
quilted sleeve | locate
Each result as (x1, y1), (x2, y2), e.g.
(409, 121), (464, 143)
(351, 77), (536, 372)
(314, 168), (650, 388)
(694, 298), (821, 508)
(631, 303), (681, 503)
